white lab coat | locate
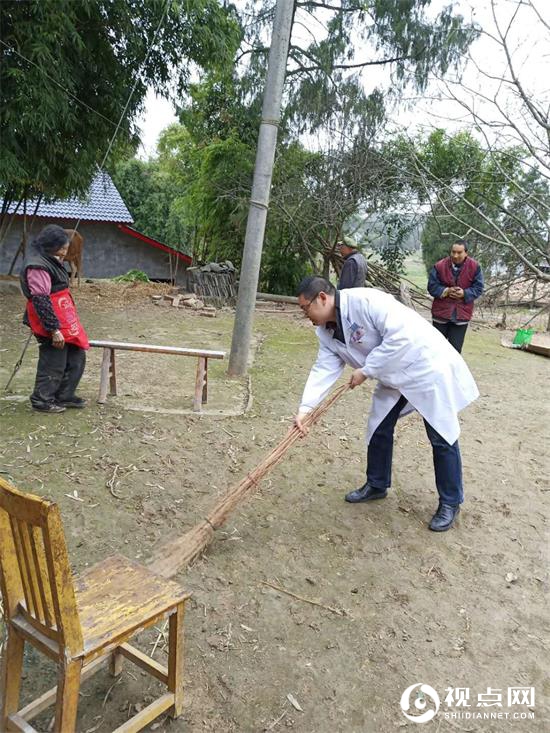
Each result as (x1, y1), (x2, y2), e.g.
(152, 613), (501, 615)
(299, 288), (479, 445)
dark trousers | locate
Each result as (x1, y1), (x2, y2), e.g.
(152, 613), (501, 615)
(366, 395), (463, 505)
(432, 320), (468, 353)
(31, 338), (86, 407)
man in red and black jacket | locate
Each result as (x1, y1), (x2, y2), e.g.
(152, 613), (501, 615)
(20, 224), (89, 413)
(428, 240), (484, 353)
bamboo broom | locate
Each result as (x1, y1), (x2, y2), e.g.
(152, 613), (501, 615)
(148, 382), (350, 578)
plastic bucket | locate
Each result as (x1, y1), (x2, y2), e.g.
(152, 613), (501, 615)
(512, 328), (535, 346)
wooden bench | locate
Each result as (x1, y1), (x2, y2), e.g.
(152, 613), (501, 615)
(89, 340), (225, 411)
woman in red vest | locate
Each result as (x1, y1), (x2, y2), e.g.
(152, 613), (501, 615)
(20, 225), (89, 413)
(428, 240), (484, 353)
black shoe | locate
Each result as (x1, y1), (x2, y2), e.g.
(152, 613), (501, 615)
(345, 482), (388, 503)
(57, 397), (87, 408)
(32, 403), (66, 414)
(429, 503), (460, 532)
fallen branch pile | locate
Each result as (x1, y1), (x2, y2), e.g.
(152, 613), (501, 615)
(367, 260), (430, 309)
(148, 383), (350, 578)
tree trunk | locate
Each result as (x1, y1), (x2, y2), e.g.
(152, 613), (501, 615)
(7, 193), (28, 275)
(228, 0), (295, 376)
(531, 278), (538, 308)
(500, 282), (510, 329)
(322, 253), (330, 280)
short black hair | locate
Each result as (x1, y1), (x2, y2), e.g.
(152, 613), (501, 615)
(296, 275), (335, 299)
(33, 224), (69, 254)
(451, 239), (469, 252)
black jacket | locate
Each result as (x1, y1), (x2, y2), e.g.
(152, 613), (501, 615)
(20, 247), (70, 298)
(338, 251), (368, 289)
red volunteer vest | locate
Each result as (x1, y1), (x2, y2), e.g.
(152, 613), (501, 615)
(431, 256), (479, 322)
(27, 288), (90, 349)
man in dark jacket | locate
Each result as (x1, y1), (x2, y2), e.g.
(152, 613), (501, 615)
(20, 224), (89, 413)
(337, 237), (368, 289)
(428, 240), (484, 353)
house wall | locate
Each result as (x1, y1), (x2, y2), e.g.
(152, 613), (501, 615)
(0, 219), (187, 282)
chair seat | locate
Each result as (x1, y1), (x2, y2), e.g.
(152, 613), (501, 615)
(75, 554), (189, 656)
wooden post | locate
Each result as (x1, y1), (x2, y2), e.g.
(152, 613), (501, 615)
(193, 357), (206, 412)
(98, 348), (111, 404)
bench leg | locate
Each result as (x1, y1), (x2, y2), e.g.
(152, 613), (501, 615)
(98, 348), (116, 403)
(98, 348), (110, 404)
(202, 359), (208, 405)
(109, 348), (117, 396)
(193, 357), (206, 412)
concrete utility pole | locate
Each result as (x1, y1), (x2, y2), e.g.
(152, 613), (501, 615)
(227, 0), (295, 376)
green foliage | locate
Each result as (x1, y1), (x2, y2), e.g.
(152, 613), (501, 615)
(113, 269), (150, 282)
(260, 242), (312, 295)
(180, 73), (261, 147)
(271, 0), (478, 133)
(391, 130), (550, 275)
(0, 0), (241, 208)
(191, 136), (255, 261)
(126, 75), (429, 291)
(371, 213), (416, 273)
(420, 214), (456, 271)
(103, 0), (478, 293)
(111, 156), (192, 253)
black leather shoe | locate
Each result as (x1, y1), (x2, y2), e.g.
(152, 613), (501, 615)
(429, 503), (460, 532)
(57, 397), (87, 408)
(32, 403), (66, 414)
(345, 482), (388, 503)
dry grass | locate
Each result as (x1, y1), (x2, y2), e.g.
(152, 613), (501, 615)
(73, 280), (173, 309)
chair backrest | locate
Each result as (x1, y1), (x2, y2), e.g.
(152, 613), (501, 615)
(0, 477), (83, 655)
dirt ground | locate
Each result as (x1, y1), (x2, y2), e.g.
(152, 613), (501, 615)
(0, 280), (548, 733)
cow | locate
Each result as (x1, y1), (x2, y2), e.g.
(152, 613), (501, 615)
(63, 229), (84, 286)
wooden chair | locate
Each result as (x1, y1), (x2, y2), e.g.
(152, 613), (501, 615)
(0, 477), (191, 732)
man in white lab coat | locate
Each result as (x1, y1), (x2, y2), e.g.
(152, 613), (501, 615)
(293, 276), (479, 531)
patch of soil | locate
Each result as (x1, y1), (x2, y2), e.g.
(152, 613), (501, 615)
(0, 282), (548, 732)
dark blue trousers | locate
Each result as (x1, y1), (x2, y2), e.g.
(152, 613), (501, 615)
(366, 395), (463, 505)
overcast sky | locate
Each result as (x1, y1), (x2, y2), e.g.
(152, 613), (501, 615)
(135, 0), (549, 158)
(136, 88), (178, 159)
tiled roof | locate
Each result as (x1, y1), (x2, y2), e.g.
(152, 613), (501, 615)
(2, 170), (133, 223)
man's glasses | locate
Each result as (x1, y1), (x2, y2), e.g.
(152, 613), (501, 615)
(300, 293), (319, 315)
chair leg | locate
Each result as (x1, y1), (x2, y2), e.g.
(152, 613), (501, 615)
(167, 602), (186, 718)
(0, 628), (24, 728)
(54, 659), (83, 733)
(109, 647), (123, 677)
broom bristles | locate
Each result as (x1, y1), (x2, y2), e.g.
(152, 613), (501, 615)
(149, 383), (350, 578)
